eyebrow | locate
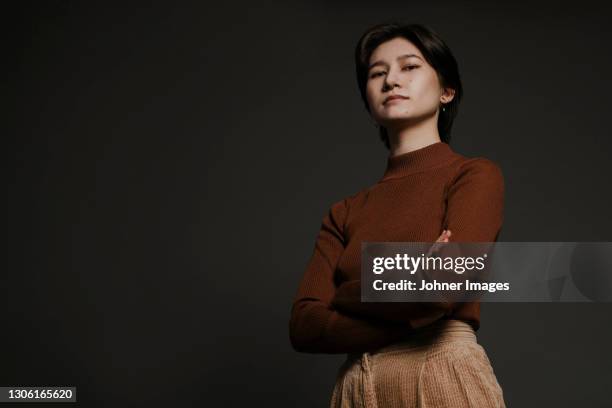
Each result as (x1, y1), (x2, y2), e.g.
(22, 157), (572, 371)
(368, 54), (423, 70)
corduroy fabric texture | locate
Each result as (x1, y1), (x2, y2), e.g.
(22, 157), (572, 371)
(329, 319), (506, 408)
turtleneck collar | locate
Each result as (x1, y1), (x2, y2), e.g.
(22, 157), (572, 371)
(381, 141), (457, 181)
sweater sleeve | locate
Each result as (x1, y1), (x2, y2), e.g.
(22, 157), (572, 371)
(442, 158), (505, 243)
(289, 198), (410, 354)
(330, 159), (505, 326)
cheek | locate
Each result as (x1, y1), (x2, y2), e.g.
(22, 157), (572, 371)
(413, 76), (441, 105)
(365, 82), (376, 100)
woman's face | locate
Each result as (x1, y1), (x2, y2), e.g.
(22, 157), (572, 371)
(365, 37), (453, 128)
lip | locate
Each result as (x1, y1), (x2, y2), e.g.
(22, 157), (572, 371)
(383, 95), (409, 104)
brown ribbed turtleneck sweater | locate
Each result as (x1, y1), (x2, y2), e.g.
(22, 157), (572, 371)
(289, 141), (504, 354)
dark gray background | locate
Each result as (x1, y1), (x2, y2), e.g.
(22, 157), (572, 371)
(5, 1), (612, 407)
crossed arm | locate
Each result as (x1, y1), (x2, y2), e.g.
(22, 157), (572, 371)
(289, 199), (414, 354)
(329, 159), (505, 327)
(289, 159), (504, 353)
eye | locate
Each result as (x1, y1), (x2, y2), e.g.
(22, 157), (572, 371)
(369, 65), (419, 78)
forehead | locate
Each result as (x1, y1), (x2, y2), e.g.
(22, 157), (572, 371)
(369, 37), (424, 65)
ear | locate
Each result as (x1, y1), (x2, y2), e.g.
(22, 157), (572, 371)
(440, 87), (456, 104)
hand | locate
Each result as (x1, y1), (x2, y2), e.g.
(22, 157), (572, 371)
(425, 229), (452, 257)
(439, 229), (452, 242)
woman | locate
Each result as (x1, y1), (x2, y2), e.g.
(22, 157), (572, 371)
(289, 22), (506, 407)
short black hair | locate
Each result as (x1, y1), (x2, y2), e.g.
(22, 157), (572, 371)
(354, 22), (463, 149)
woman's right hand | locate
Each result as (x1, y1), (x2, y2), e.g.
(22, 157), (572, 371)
(425, 229), (452, 257)
(438, 229), (451, 242)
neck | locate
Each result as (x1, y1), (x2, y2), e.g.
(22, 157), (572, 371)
(386, 113), (441, 157)
(380, 140), (456, 181)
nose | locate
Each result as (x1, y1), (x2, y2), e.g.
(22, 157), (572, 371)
(382, 66), (401, 91)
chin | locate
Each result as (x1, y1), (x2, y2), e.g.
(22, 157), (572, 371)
(380, 114), (413, 123)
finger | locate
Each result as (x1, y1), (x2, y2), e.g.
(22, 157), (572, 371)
(436, 230), (448, 242)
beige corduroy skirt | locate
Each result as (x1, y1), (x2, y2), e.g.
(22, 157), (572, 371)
(329, 319), (506, 408)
